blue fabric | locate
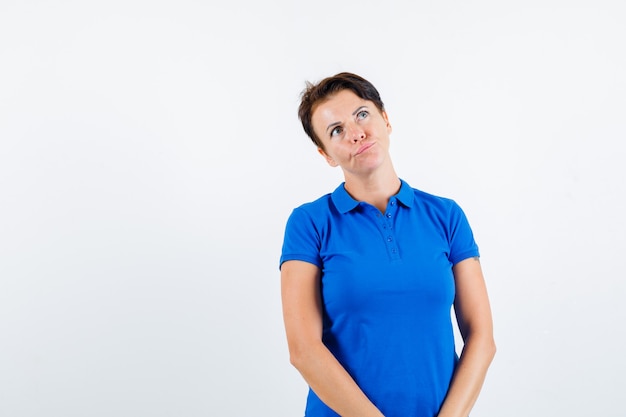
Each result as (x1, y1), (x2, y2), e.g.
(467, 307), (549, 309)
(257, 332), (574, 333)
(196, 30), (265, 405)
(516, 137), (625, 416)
(280, 179), (480, 417)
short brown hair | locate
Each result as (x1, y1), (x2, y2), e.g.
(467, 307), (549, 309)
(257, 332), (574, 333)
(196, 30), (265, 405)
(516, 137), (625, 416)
(298, 72), (385, 149)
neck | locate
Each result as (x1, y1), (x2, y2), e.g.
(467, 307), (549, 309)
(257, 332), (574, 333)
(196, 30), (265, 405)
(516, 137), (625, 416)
(343, 166), (401, 213)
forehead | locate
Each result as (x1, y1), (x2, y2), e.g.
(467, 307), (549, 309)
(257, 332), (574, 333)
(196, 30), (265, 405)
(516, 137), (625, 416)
(312, 90), (368, 122)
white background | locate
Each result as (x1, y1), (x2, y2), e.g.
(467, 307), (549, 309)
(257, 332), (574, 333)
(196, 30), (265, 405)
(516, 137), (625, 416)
(1, 1), (625, 416)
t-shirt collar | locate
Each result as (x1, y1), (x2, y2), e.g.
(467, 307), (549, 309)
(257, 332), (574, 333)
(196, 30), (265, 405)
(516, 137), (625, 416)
(331, 178), (414, 214)
(395, 179), (415, 208)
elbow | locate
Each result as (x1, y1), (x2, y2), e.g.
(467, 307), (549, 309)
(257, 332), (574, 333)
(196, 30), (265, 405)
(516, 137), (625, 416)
(287, 340), (322, 372)
(465, 331), (496, 363)
(481, 332), (497, 363)
(487, 337), (497, 361)
(287, 343), (309, 371)
(288, 350), (303, 369)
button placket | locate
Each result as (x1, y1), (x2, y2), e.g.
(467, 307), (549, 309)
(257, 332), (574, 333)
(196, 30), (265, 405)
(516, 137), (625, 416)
(383, 200), (400, 260)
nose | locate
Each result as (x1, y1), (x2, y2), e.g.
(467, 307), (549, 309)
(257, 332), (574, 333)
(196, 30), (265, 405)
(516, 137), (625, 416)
(346, 123), (365, 142)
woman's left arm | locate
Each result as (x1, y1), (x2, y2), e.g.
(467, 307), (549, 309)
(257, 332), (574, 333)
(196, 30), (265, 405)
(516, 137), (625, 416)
(437, 257), (496, 417)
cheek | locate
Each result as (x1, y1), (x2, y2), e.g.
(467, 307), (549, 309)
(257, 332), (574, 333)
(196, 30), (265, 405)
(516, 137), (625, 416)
(318, 147), (337, 165)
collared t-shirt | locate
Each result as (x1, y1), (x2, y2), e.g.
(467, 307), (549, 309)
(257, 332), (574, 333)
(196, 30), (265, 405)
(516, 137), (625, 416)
(280, 179), (479, 417)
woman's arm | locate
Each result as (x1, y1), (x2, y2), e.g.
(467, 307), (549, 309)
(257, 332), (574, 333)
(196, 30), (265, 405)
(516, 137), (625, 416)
(281, 260), (385, 417)
(437, 257), (496, 417)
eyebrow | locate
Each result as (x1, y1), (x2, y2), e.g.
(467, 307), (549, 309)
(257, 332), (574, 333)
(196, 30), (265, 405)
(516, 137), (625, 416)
(325, 106), (369, 134)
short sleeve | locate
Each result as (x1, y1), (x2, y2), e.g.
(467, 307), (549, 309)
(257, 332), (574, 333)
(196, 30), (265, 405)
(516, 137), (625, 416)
(279, 207), (323, 270)
(448, 201), (480, 265)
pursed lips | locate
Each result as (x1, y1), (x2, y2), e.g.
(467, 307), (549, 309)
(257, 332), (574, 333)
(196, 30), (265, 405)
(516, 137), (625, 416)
(354, 142), (374, 156)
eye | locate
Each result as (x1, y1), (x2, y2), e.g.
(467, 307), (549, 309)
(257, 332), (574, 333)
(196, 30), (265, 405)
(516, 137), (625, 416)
(356, 110), (369, 120)
(330, 126), (343, 137)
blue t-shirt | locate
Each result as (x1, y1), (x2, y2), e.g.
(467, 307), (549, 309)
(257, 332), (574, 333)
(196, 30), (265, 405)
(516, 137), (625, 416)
(280, 179), (479, 417)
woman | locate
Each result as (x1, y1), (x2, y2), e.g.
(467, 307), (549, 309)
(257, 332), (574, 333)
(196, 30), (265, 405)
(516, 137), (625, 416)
(280, 72), (495, 417)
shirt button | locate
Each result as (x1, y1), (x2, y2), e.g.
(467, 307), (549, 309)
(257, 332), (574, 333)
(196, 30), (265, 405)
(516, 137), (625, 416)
(386, 213), (392, 218)
(387, 236), (393, 242)
(391, 201), (395, 205)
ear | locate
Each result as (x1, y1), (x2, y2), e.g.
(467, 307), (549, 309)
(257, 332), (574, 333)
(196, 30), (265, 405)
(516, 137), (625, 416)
(382, 111), (392, 134)
(318, 147), (338, 167)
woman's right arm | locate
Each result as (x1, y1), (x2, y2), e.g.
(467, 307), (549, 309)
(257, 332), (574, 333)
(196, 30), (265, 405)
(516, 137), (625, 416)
(281, 260), (385, 417)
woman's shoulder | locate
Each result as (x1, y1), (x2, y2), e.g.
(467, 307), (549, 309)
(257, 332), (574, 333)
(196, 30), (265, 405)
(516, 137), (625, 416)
(290, 182), (349, 217)
(401, 182), (472, 226)
(413, 187), (456, 206)
(402, 180), (459, 210)
(285, 192), (335, 227)
(293, 192), (333, 213)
